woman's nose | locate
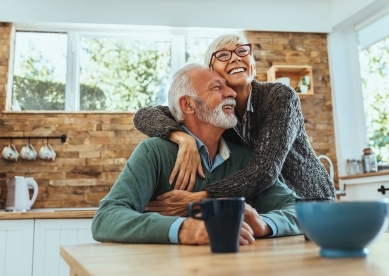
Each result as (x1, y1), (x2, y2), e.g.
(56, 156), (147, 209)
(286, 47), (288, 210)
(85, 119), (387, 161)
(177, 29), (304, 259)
(229, 52), (241, 63)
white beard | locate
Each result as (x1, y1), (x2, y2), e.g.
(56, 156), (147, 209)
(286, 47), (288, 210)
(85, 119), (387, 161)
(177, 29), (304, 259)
(195, 98), (237, 129)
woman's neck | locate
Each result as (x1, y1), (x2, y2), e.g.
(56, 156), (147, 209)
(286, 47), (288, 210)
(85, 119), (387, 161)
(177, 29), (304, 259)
(231, 83), (252, 119)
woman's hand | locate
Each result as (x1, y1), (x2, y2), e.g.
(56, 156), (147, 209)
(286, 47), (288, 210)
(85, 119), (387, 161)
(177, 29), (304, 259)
(145, 190), (208, 216)
(168, 131), (205, 191)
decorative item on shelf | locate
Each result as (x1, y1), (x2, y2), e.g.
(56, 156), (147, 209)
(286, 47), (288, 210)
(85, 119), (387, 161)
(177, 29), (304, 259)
(266, 64), (314, 98)
(295, 75), (311, 93)
(346, 159), (360, 175)
(362, 148), (378, 173)
(275, 77), (290, 86)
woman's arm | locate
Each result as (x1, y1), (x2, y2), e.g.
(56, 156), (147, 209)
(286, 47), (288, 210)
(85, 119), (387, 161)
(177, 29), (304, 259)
(133, 105), (205, 190)
(205, 84), (303, 198)
(133, 105), (183, 139)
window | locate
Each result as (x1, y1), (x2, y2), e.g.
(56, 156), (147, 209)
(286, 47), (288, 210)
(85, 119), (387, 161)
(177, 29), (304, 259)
(10, 25), (231, 112)
(358, 36), (389, 164)
(12, 32), (67, 110)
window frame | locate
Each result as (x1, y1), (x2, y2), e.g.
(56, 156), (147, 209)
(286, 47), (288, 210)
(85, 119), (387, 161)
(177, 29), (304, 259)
(9, 23), (238, 112)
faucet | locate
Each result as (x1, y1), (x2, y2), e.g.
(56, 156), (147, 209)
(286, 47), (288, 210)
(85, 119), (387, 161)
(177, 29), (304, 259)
(317, 155), (334, 184)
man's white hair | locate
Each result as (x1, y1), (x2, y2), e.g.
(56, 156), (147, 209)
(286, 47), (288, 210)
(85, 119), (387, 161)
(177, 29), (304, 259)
(168, 63), (206, 122)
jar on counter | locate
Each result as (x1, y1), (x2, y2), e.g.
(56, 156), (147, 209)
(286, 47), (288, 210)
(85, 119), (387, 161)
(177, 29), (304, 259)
(346, 159), (360, 175)
(362, 148), (378, 173)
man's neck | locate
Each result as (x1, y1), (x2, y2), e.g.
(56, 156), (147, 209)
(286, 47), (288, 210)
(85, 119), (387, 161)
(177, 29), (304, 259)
(183, 122), (224, 162)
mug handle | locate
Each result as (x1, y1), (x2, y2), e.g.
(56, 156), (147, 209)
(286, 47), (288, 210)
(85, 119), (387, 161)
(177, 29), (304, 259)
(29, 144), (36, 152)
(188, 202), (206, 221)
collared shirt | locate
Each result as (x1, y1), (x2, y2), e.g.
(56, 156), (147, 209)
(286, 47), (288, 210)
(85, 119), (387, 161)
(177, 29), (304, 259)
(169, 122), (277, 243)
(233, 91), (255, 149)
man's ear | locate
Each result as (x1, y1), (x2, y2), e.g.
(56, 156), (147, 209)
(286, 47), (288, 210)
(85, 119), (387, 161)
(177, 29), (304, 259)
(179, 96), (196, 115)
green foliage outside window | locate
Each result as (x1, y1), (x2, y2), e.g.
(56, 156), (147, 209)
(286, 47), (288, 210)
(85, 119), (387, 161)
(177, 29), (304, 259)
(79, 37), (171, 111)
(359, 37), (389, 163)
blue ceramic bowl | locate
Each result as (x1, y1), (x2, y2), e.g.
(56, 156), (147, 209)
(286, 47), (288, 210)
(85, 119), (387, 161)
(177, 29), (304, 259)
(295, 199), (389, 258)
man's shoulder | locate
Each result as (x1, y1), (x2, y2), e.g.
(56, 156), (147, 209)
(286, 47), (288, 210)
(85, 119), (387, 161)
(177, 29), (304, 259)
(225, 141), (253, 159)
(139, 137), (177, 150)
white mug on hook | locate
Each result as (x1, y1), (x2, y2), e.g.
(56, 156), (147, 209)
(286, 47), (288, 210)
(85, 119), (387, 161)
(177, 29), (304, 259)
(21, 143), (38, 161)
(2, 144), (19, 161)
(39, 144), (56, 161)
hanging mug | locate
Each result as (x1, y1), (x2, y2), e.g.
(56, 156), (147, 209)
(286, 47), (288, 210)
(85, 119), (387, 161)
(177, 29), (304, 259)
(2, 144), (19, 161)
(20, 143), (38, 161)
(39, 144), (56, 161)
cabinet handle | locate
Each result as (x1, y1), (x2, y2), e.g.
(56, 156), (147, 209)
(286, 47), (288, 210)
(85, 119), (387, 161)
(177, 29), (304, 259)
(377, 185), (389, 195)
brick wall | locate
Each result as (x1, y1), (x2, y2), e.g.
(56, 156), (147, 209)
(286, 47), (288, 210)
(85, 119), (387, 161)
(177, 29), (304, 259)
(0, 25), (337, 209)
(245, 30), (337, 183)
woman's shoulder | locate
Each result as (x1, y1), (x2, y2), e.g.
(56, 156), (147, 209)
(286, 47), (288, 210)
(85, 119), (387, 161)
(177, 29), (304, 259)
(252, 80), (298, 101)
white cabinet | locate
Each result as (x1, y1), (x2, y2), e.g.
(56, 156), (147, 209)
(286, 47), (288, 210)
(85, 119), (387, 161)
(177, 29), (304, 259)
(339, 171), (389, 201)
(0, 218), (96, 276)
(0, 220), (34, 276)
(33, 219), (97, 276)
(339, 171), (389, 232)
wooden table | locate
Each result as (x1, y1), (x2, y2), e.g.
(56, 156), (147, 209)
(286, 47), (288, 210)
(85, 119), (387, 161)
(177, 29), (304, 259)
(61, 234), (389, 276)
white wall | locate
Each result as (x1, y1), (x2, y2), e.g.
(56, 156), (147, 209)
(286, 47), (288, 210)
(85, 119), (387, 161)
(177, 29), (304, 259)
(0, 0), (332, 32)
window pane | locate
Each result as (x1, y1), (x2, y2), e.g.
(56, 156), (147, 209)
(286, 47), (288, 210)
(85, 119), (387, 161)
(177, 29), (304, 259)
(12, 32), (67, 110)
(80, 37), (171, 111)
(359, 37), (389, 163)
(185, 37), (215, 65)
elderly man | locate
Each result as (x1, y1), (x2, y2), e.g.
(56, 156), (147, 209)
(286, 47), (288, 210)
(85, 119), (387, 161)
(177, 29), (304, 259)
(92, 64), (301, 245)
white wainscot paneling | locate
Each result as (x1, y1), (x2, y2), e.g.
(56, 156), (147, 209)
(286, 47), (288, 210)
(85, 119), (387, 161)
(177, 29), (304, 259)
(33, 219), (97, 276)
(0, 220), (34, 276)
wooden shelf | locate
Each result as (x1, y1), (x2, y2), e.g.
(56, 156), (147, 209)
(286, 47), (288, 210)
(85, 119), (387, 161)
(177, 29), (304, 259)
(267, 65), (313, 98)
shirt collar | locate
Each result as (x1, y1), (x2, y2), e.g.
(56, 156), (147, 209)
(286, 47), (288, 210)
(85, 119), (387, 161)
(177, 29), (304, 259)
(247, 90), (254, 112)
(182, 125), (231, 172)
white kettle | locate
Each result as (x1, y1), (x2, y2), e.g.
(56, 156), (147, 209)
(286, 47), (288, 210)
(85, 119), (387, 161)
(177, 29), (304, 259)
(6, 176), (39, 211)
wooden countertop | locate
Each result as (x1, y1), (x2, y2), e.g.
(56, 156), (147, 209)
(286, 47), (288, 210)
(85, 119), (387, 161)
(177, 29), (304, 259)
(0, 208), (97, 220)
(339, 170), (389, 180)
(60, 233), (389, 276)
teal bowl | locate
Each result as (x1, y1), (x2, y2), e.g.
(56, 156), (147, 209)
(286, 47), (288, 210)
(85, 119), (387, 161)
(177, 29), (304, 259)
(295, 199), (389, 258)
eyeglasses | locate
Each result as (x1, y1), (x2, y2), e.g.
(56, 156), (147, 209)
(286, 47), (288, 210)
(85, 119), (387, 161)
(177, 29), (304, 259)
(209, 44), (252, 68)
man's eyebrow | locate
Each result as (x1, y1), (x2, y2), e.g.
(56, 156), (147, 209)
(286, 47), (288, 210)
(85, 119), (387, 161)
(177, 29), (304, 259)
(210, 79), (222, 87)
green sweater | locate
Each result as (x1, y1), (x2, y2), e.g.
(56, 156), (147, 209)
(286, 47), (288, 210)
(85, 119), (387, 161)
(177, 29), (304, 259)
(92, 137), (301, 244)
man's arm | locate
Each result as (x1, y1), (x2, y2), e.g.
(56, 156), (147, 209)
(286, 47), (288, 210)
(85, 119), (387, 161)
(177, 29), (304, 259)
(92, 140), (180, 244)
(247, 179), (302, 237)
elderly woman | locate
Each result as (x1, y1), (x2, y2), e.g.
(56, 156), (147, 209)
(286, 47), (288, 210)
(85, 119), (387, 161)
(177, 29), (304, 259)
(133, 34), (335, 201)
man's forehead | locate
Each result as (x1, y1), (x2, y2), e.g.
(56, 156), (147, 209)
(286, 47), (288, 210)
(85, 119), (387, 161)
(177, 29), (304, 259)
(189, 68), (223, 82)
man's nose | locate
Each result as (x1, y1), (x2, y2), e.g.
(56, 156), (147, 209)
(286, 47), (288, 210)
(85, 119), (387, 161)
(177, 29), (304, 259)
(225, 86), (237, 98)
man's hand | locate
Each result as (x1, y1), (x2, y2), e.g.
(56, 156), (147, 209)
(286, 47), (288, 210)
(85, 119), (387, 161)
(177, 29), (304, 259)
(244, 203), (272, 237)
(168, 131), (205, 191)
(145, 190), (208, 216)
(178, 219), (255, 245)
(178, 218), (209, 245)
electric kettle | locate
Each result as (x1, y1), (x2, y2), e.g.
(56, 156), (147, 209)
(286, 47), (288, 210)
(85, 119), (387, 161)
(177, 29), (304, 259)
(6, 176), (39, 211)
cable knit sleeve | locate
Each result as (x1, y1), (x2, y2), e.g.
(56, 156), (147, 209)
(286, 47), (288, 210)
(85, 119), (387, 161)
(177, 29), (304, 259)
(133, 105), (184, 140)
(205, 83), (303, 198)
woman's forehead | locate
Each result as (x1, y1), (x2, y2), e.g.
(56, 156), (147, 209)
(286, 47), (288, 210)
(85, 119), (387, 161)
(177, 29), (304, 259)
(218, 42), (245, 50)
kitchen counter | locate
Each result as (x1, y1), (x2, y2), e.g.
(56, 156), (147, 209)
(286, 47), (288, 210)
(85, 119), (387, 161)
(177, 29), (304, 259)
(0, 207), (97, 220)
(338, 169), (389, 180)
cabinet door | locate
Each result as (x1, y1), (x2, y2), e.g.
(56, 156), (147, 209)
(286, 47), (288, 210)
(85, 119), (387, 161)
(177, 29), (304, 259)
(0, 220), (34, 276)
(33, 219), (97, 276)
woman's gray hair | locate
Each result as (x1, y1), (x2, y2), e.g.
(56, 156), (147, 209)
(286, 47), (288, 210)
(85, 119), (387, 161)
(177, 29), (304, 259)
(204, 34), (254, 68)
(168, 63), (206, 122)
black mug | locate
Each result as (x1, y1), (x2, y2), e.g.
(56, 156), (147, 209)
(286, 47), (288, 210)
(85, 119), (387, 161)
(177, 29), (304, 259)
(188, 197), (245, 253)
(295, 197), (334, 241)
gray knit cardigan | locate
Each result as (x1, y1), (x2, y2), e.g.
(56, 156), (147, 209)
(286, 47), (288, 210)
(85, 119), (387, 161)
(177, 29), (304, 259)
(133, 80), (336, 199)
